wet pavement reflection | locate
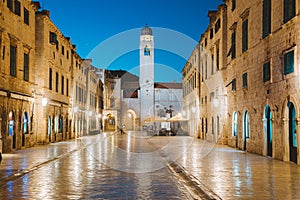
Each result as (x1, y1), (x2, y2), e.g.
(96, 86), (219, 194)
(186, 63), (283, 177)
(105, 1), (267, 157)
(175, 142), (300, 200)
(1, 132), (300, 199)
(0, 132), (190, 199)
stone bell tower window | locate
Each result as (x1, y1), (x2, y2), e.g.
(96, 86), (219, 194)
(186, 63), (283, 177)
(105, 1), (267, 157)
(144, 45), (150, 56)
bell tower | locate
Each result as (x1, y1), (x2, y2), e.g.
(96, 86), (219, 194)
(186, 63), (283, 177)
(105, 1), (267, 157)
(140, 25), (154, 126)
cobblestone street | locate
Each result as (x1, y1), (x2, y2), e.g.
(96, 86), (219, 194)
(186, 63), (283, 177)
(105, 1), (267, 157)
(0, 132), (300, 199)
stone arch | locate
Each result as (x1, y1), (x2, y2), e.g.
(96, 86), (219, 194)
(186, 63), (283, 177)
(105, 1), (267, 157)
(242, 110), (250, 151)
(263, 105), (273, 157)
(122, 109), (137, 131)
(282, 95), (299, 164)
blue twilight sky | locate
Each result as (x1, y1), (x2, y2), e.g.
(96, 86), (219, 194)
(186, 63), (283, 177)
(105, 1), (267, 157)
(42, 0), (223, 82)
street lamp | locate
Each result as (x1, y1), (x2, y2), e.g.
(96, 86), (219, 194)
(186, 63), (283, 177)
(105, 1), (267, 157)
(42, 97), (48, 107)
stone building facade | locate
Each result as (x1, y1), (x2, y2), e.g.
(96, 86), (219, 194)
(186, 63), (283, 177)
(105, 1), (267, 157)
(223, 0), (300, 164)
(35, 10), (74, 144)
(182, 46), (200, 138)
(199, 4), (228, 144)
(184, 0), (300, 164)
(0, 2), (103, 153)
(0, 0), (40, 152)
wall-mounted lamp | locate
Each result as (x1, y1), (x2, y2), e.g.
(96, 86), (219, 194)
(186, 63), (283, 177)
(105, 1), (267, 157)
(42, 97), (48, 107)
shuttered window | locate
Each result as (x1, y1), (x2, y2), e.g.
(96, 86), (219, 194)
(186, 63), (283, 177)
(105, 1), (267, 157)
(242, 19), (248, 52)
(24, 8), (29, 25)
(263, 62), (271, 82)
(231, 31), (236, 59)
(263, 0), (271, 38)
(242, 73), (248, 88)
(49, 68), (53, 90)
(24, 53), (29, 81)
(284, 0), (295, 23)
(284, 50), (294, 75)
(10, 45), (17, 77)
(56, 72), (59, 92)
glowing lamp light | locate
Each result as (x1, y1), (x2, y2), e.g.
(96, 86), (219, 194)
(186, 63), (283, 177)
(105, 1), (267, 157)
(42, 98), (48, 107)
(73, 107), (78, 113)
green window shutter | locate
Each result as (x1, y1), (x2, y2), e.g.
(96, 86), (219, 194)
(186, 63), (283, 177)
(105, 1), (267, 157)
(242, 20), (248, 52)
(24, 53), (29, 81)
(231, 31), (236, 59)
(284, 51), (294, 75)
(10, 45), (17, 77)
(263, 0), (271, 38)
(284, 0), (295, 23)
(242, 73), (248, 88)
(263, 62), (271, 82)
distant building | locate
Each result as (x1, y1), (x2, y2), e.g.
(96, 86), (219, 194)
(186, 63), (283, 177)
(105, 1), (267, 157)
(199, 4), (228, 144)
(182, 46), (200, 138)
(102, 26), (183, 132)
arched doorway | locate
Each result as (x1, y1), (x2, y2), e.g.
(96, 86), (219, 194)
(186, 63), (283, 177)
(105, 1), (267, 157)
(243, 111), (250, 151)
(288, 102), (297, 163)
(217, 116), (220, 142)
(232, 112), (238, 148)
(22, 112), (29, 147)
(8, 111), (16, 149)
(264, 106), (273, 157)
(105, 114), (116, 131)
(48, 116), (52, 142)
(123, 109), (137, 131)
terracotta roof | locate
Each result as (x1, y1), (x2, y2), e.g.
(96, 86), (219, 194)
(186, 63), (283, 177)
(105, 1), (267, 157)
(154, 82), (182, 89)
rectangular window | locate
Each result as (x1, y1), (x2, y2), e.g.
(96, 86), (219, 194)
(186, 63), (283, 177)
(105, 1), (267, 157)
(66, 79), (69, 96)
(49, 32), (58, 45)
(61, 76), (64, 95)
(242, 19), (248, 52)
(211, 54), (214, 75)
(7, 0), (13, 11)
(56, 72), (59, 92)
(49, 68), (52, 90)
(216, 46), (220, 71)
(263, 0), (271, 38)
(66, 50), (69, 59)
(284, 0), (295, 23)
(232, 79), (236, 91)
(232, 0), (236, 11)
(61, 45), (65, 55)
(24, 8), (29, 25)
(210, 28), (214, 39)
(242, 73), (248, 88)
(24, 53), (29, 81)
(205, 57), (208, 79)
(231, 30), (236, 59)
(215, 19), (221, 33)
(14, 0), (21, 16)
(284, 50), (294, 75)
(10, 45), (17, 77)
(263, 62), (271, 82)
